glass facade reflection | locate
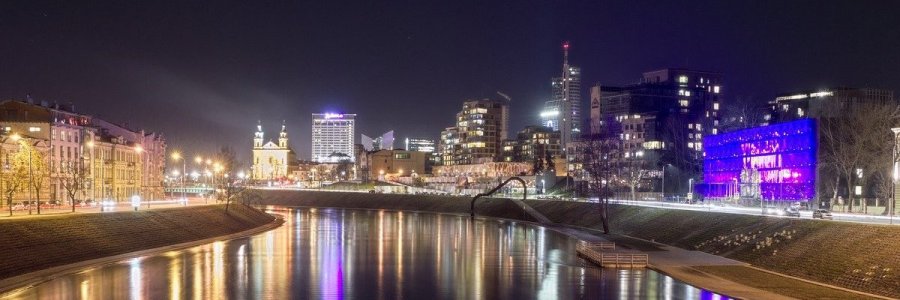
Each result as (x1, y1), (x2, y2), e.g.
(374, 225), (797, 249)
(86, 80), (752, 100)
(0, 207), (730, 299)
(700, 119), (817, 201)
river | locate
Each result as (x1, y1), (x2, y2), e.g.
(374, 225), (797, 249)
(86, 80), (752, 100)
(1, 207), (729, 299)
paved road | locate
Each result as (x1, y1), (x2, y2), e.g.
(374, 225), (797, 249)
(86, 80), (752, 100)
(602, 199), (900, 225)
(0, 197), (215, 219)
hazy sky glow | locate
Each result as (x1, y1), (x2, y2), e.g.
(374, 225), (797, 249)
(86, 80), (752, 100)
(2, 1), (898, 160)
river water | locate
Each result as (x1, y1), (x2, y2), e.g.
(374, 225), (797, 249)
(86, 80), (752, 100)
(1, 207), (729, 299)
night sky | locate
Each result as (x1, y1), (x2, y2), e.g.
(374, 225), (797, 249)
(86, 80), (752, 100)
(2, 1), (899, 161)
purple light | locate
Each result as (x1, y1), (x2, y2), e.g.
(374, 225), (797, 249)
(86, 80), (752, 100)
(700, 119), (817, 201)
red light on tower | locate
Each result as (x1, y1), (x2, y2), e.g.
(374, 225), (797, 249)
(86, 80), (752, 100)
(562, 41), (570, 49)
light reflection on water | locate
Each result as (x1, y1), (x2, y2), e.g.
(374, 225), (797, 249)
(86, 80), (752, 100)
(0, 207), (730, 299)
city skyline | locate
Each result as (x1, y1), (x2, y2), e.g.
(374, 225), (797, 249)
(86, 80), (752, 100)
(2, 1), (899, 161)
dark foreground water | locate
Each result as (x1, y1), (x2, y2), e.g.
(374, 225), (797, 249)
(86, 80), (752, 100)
(1, 207), (729, 299)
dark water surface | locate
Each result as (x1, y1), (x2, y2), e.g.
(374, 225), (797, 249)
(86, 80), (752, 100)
(1, 207), (730, 299)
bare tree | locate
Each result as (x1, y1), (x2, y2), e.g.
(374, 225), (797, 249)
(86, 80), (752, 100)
(60, 159), (89, 212)
(215, 147), (247, 212)
(580, 125), (622, 234)
(622, 152), (656, 200)
(720, 96), (767, 131)
(819, 104), (900, 212)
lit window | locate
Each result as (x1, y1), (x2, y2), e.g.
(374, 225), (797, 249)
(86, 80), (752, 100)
(678, 75), (688, 83)
(688, 142), (694, 148)
(679, 100), (689, 107)
(713, 103), (720, 110)
(29, 127), (41, 132)
(713, 86), (721, 94)
(688, 123), (694, 129)
(685, 90), (691, 97)
(678, 89), (685, 96)
(712, 128), (718, 134)
(798, 108), (804, 117)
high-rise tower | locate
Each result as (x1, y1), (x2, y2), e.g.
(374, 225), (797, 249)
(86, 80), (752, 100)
(541, 41), (582, 147)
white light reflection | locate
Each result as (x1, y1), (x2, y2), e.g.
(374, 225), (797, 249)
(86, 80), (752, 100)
(129, 257), (143, 300)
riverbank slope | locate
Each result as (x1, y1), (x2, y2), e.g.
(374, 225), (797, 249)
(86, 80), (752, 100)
(0, 204), (275, 282)
(257, 190), (899, 299)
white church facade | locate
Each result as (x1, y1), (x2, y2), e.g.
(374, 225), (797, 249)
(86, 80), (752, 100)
(251, 121), (296, 181)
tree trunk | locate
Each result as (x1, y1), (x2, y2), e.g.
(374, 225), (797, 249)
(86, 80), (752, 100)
(846, 174), (854, 213)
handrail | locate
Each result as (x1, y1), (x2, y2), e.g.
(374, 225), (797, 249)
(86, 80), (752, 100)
(470, 176), (526, 217)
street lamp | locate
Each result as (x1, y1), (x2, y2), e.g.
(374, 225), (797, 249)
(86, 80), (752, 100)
(171, 152), (186, 206)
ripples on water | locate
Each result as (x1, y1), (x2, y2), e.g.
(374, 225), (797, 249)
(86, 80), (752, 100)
(1, 207), (730, 299)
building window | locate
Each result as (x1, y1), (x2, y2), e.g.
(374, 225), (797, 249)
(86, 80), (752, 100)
(29, 127), (40, 132)
(678, 75), (688, 84)
(713, 86), (721, 94)
(679, 100), (689, 107)
(394, 153), (411, 159)
(713, 103), (720, 110)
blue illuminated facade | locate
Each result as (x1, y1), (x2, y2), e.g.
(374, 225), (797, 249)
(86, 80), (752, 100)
(699, 119), (817, 201)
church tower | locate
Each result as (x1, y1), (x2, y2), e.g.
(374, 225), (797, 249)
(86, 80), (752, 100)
(279, 120), (289, 149)
(254, 121), (264, 148)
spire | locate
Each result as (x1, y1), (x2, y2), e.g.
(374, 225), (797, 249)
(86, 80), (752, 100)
(254, 120), (264, 148)
(281, 120), (286, 132)
(279, 120), (288, 148)
(562, 41), (570, 78)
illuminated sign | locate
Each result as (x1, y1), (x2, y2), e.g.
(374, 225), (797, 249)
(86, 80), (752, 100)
(324, 113), (344, 119)
(540, 110), (559, 118)
(699, 119), (817, 201)
(775, 90), (833, 102)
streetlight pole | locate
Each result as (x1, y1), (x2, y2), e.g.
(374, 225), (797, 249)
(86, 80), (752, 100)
(891, 127), (900, 225)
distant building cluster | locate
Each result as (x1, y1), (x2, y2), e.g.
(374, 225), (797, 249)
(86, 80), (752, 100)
(248, 42), (898, 207)
(0, 98), (166, 203)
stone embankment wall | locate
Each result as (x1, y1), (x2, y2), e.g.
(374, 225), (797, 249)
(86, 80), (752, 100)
(0, 204), (274, 281)
(256, 190), (900, 299)
(256, 190), (536, 222)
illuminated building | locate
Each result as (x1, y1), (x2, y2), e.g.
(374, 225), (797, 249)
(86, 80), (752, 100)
(367, 149), (426, 179)
(698, 119), (817, 202)
(768, 87), (895, 124)
(252, 121), (296, 181)
(541, 42), (582, 146)
(0, 98), (167, 202)
(311, 113), (356, 163)
(361, 130), (394, 151)
(591, 68), (724, 193)
(438, 96), (509, 166)
(501, 126), (561, 164)
(405, 138), (435, 153)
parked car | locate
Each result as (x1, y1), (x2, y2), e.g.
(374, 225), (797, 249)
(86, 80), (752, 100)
(11, 202), (27, 211)
(783, 207), (800, 217)
(812, 209), (833, 220)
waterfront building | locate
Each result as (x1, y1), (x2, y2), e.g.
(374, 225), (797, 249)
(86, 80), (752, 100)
(697, 119), (817, 203)
(361, 130), (394, 151)
(541, 42), (582, 146)
(438, 96), (509, 166)
(0, 99), (166, 202)
(251, 121), (296, 181)
(312, 113), (356, 163)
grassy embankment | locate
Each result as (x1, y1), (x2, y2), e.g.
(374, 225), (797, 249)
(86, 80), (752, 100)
(524, 200), (900, 299)
(0, 204), (274, 281)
